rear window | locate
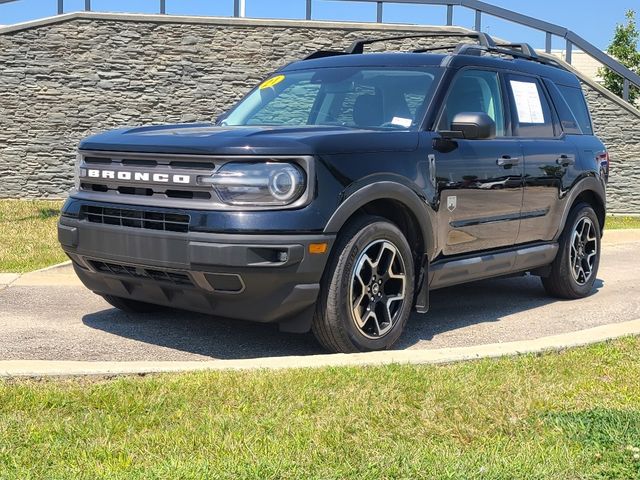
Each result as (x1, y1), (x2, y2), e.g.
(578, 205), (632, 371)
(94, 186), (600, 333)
(544, 80), (581, 135)
(558, 85), (593, 135)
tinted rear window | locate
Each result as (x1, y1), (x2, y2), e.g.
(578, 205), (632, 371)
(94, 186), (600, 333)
(558, 85), (593, 135)
(544, 80), (581, 135)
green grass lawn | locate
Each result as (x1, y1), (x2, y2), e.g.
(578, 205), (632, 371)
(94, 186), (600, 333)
(0, 199), (639, 273)
(1, 338), (640, 479)
(606, 215), (640, 230)
(0, 199), (67, 273)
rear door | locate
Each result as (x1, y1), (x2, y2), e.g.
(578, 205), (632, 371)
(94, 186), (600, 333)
(504, 74), (578, 244)
(433, 68), (524, 256)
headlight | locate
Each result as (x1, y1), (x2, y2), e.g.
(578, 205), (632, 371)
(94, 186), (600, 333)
(207, 162), (306, 206)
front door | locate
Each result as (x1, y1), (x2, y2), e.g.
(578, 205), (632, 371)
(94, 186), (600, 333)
(432, 68), (523, 256)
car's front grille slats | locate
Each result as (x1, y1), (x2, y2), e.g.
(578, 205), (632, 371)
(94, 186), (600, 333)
(81, 205), (190, 233)
(78, 152), (217, 202)
(89, 260), (193, 287)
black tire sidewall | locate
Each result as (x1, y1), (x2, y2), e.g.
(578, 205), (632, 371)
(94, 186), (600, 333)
(330, 218), (415, 351)
(557, 204), (601, 297)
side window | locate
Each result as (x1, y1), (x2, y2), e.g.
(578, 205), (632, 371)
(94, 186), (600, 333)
(558, 85), (593, 135)
(507, 76), (555, 138)
(437, 69), (506, 137)
(325, 71), (435, 128)
(545, 80), (582, 135)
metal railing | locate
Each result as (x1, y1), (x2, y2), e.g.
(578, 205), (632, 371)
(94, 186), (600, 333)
(2, 0), (638, 102)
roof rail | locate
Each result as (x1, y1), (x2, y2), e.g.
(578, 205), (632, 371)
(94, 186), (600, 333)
(304, 50), (349, 60)
(454, 41), (566, 70)
(499, 42), (537, 58)
(345, 31), (495, 54)
(302, 31), (487, 60)
(303, 32), (566, 72)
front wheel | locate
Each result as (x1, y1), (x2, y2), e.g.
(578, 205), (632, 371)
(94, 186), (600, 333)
(542, 203), (601, 299)
(312, 215), (415, 353)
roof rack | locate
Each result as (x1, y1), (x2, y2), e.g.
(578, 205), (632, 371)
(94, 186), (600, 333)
(345, 31), (495, 54)
(454, 41), (566, 70)
(304, 50), (350, 60)
(303, 32), (482, 60)
(303, 31), (566, 72)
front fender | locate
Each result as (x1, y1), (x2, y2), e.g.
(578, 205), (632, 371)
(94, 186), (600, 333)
(323, 180), (436, 258)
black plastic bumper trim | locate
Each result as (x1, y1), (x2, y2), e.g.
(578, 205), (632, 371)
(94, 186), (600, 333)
(58, 224), (78, 247)
(58, 217), (335, 326)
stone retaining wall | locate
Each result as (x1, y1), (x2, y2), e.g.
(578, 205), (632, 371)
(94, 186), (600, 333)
(0, 13), (638, 213)
(583, 88), (640, 214)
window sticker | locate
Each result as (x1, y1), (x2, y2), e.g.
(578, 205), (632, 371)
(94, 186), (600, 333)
(391, 116), (412, 128)
(259, 74), (286, 90)
(510, 80), (545, 124)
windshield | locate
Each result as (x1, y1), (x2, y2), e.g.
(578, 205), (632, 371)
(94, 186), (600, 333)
(222, 66), (440, 130)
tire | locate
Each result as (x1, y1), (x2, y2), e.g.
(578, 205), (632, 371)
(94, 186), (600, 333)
(101, 294), (163, 314)
(312, 215), (415, 353)
(542, 202), (601, 299)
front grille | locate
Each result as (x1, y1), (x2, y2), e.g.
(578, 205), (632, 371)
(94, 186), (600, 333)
(81, 205), (189, 233)
(89, 260), (194, 287)
(77, 151), (218, 202)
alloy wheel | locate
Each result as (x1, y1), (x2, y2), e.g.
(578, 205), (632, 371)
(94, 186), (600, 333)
(349, 240), (407, 338)
(570, 217), (598, 286)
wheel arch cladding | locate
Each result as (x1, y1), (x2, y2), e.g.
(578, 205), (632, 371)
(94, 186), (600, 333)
(573, 190), (605, 231)
(323, 181), (435, 260)
(556, 176), (606, 240)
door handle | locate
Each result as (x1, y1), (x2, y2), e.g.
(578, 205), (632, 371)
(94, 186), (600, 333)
(556, 155), (575, 167)
(497, 156), (520, 167)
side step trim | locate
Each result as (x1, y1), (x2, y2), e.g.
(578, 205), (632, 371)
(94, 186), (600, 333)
(429, 242), (559, 290)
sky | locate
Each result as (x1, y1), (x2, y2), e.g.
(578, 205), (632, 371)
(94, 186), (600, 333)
(0, 0), (637, 50)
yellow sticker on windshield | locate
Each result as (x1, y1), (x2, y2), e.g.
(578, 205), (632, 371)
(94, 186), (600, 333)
(259, 74), (285, 90)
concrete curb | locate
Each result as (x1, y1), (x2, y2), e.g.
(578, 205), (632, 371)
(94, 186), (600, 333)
(601, 229), (640, 245)
(29, 260), (72, 273)
(2, 318), (639, 377)
(0, 273), (20, 287)
(0, 261), (71, 287)
(11, 261), (80, 287)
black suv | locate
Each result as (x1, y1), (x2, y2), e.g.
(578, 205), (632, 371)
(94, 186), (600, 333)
(58, 33), (608, 353)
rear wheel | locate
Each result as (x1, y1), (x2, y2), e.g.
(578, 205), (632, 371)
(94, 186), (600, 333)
(542, 203), (601, 299)
(101, 294), (163, 314)
(312, 215), (415, 353)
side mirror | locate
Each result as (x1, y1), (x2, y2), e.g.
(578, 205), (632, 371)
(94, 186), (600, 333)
(444, 112), (496, 140)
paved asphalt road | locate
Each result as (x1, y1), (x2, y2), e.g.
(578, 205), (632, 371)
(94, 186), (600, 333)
(1, 235), (639, 362)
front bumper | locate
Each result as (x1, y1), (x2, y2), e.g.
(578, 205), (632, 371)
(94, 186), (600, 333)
(58, 216), (335, 331)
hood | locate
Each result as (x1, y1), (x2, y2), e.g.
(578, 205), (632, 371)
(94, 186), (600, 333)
(78, 123), (419, 156)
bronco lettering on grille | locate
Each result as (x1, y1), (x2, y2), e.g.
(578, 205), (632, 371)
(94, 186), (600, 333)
(80, 168), (192, 184)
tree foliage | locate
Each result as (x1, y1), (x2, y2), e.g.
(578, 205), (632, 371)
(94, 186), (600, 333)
(599, 10), (640, 104)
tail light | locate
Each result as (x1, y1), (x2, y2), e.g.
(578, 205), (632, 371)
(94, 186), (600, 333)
(597, 150), (609, 182)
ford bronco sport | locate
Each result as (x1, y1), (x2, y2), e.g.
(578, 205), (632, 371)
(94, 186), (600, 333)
(58, 33), (608, 353)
